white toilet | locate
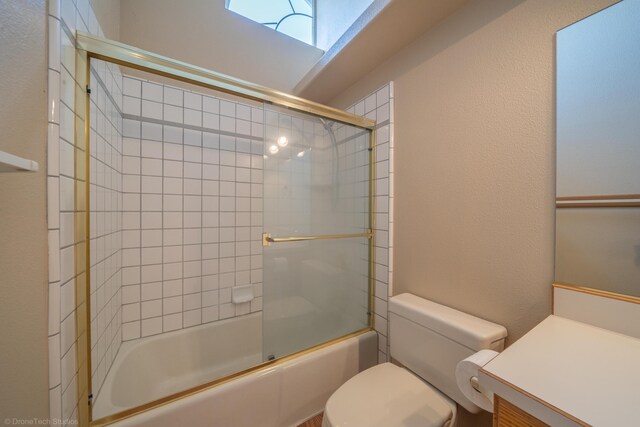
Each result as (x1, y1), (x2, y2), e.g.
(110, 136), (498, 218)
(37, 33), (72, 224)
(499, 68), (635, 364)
(322, 293), (508, 427)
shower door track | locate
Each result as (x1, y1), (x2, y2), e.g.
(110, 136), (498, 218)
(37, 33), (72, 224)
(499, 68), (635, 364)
(73, 32), (378, 426)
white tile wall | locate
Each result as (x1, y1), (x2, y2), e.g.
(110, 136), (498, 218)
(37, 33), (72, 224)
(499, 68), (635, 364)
(47, 2), (392, 419)
(119, 76), (264, 341)
(47, 0), (112, 424)
(88, 58), (124, 402)
(345, 83), (394, 363)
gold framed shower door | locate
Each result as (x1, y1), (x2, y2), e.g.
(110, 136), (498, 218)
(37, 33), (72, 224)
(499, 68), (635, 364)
(73, 32), (377, 426)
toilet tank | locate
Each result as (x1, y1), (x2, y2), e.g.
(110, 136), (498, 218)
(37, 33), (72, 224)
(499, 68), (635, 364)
(389, 293), (507, 414)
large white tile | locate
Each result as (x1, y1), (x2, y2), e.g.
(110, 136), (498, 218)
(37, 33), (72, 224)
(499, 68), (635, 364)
(49, 385), (62, 423)
(122, 321), (141, 341)
(164, 86), (183, 107)
(48, 334), (61, 386)
(163, 313), (182, 332)
(60, 0), (76, 34)
(60, 309), (76, 354)
(142, 299), (162, 318)
(47, 176), (60, 229)
(60, 340), (76, 391)
(48, 70), (60, 124)
(60, 242), (75, 283)
(183, 92), (202, 111)
(142, 82), (163, 102)
(183, 309), (202, 328)
(203, 96), (219, 114)
(123, 77), (142, 98)
(164, 104), (183, 123)
(49, 282), (61, 335)
(142, 100), (163, 120)
(141, 317), (162, 337)
(47, 123), (61, 177)
(48, 16), (61, 71)
(123, 95), (141, 116)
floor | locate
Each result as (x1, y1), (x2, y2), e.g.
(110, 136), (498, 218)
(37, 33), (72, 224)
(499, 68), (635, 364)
(297, 413), (323, 427)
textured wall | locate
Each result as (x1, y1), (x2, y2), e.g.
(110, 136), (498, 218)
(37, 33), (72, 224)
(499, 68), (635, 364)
(331, 0), (619, 341)
(119, 0), (324, 93)
(315, 0), (374, 50)
(329, 1), (618, 425)
(0, 0), (49, 420)
(90, 0), (121, 40)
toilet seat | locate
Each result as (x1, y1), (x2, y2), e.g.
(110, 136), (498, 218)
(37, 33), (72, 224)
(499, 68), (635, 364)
(323, 363), (456, 427)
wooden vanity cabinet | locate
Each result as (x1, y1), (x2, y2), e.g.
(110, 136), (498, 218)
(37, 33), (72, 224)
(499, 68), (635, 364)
(493, 395), (550, 427)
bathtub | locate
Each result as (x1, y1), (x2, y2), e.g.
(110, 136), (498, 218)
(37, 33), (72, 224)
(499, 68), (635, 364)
(93, 313), (377, 426)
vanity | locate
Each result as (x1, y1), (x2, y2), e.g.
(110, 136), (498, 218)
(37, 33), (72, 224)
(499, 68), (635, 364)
(481, 293), (640, 426)
(479, 1), (640, 425)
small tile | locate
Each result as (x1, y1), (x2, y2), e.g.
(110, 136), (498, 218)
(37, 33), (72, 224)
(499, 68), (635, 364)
(141, 317), (162, 337)
(47, 177), (60, 229)
(141, 282), (162, 301)
(219, 303), (235, 319)
(220, 100), (235, 117)
(163, 126), (183, 145)
(123, 96), (141, 116)
(122, 321), (141, 341)
(163, 313), (182, 332)
(49, 385), (62, 422)
(184, 108), (202, 127)
(164, 104), (183, 123)
(183, 309), (202, 328)
(142, 81), (163, 102)
(141, 100), (163, 120)
(220, 116), (235, 133)
(202, 305), (219, 323)
(60, 0), (76, 34)
(48, 282), (61, 335)
(142, 299), (162, 318)
(48, 70), (60, 124)
(203, 96), (219, 114)
(48, 334), (61, 386)
(164, 86), (183, 106)
(141, 140), (163, 159)
(48, 16), (61, 71)
(123, 77), (142, 98)
(184, 92), (202, 110)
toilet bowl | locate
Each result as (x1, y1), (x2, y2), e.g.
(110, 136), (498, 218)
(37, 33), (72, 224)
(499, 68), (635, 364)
(322, 293), (507, 427)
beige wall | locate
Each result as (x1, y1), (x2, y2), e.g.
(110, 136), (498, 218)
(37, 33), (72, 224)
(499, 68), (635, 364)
(0, 0), (49, 420)
(91, 0), (121, 40)
(119, 0), (324, 93)
(331, 1), (617, 424)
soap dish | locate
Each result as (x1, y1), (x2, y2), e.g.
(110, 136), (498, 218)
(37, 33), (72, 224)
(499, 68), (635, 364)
(232, 284), (254, 304)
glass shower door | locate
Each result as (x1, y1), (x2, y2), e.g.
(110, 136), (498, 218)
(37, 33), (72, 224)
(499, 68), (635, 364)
(262, 104), (372, 360)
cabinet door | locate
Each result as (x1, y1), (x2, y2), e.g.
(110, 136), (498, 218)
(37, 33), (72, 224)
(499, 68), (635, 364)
(494, 396), (550, 427)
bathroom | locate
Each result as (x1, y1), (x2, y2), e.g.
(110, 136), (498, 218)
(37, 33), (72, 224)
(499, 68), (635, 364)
(1, 0), (638, 426)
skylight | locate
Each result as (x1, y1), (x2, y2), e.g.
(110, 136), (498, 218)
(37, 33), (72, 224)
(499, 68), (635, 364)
(227, 0), (314, 46)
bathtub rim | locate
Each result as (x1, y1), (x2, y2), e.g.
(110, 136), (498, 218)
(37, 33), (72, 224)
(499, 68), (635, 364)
(91, 326), (373, 426)
(92, 312), (263, 419)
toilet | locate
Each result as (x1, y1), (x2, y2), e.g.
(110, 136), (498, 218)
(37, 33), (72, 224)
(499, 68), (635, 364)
(322, 293), (508, 427)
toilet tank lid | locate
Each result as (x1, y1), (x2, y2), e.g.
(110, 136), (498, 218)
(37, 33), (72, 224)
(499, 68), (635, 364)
(389, 293), (507, 350)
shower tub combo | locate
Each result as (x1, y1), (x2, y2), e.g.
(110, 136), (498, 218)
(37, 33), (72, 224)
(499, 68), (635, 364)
(77, 33), (377, 426)
(95, 317), (376, 426)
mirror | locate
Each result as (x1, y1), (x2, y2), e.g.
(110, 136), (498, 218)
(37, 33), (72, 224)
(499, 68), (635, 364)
(556, 0), (640, 298)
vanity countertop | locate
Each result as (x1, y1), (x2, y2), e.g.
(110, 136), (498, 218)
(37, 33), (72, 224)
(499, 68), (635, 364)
(479, 315), (640, 427)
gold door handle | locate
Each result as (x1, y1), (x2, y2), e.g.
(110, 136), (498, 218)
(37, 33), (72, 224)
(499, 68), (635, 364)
(262, 231), (373, 247)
